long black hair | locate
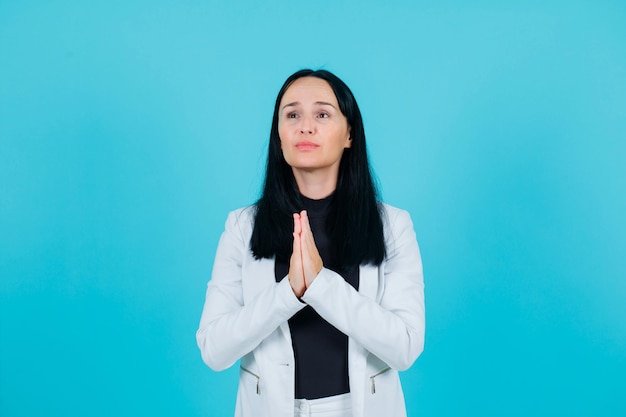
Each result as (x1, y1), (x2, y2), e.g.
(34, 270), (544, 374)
(250, 69), (386, 268)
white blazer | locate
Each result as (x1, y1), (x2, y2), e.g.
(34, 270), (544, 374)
(196, 204), (425, 417)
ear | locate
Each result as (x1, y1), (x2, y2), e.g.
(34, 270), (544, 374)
(344, 127), (352, 148)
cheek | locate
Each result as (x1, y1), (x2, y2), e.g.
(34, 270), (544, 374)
(277, 125), (287, 146)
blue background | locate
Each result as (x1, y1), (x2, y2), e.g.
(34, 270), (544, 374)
(1, 1), (625, 416)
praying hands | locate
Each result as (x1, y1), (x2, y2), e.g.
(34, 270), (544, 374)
(288, 210), (323, 298)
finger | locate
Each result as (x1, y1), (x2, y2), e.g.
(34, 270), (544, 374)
(291, 232), (302, 260)
(292, 230), (301, 260)
(300, 210), (315, 241)
(293, 212), (302, 236)
(299, 211), (323, 284)
(289, 231), (305, 297)
(300, 211), (318, 254)
(302, 244), (323, 286)
(301, 235), (321, 269)
(300, 210), (309, 231)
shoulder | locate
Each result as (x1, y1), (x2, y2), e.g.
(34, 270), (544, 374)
(379, 202), (413, 230)
(228, 205), (256, 223)
(223, 205), (257, 240)
(379, 203), (417, 252)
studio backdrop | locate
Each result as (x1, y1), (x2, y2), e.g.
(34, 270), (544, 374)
(1, 1), (625, 416)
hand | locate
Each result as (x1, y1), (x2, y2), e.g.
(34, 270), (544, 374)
(288, 211), (323, 298)
(299, 210), (323, 288)
(288, 213), (306, 297)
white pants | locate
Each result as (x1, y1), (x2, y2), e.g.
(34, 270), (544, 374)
(294, 393), (352, 417)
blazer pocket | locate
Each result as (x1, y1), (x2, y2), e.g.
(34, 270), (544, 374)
(369, 366), (391, 394)
(240, 366), (261, 395)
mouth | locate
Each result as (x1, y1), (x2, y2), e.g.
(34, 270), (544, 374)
(295, 141), (319, 151)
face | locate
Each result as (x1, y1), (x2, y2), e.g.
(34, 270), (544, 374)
(278, 77), (351, 176)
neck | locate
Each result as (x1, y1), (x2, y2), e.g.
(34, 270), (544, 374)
(292, 167), (338, 199)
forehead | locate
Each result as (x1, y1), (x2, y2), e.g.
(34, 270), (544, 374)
(280, 77), (338, 105)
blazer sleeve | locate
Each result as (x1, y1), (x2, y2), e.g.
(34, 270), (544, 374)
(196, 209), (305, 371)
(300, 207), (425, 371)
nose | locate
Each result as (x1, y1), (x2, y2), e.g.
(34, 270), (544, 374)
(299, 115), (315, 135)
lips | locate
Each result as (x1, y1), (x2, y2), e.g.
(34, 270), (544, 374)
(295, 141), (319, 151)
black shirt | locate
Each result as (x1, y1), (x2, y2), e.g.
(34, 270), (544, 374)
(274, 193), (359, 399)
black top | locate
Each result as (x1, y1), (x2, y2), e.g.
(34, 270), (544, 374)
(274, 193), (360, 400)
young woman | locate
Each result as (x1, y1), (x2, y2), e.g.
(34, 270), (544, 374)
(197, 69), (425, 417)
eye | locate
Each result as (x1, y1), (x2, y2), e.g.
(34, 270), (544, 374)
(286, 112), (298, 119)
(318, 112), (329, 119)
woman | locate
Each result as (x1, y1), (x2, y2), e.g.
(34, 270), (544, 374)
(196, 69), (425, 417)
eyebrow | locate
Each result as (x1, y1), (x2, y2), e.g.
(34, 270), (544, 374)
(281, 101), (338, 111)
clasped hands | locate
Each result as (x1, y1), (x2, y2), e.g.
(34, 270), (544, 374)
(289, 210), (323, 298)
